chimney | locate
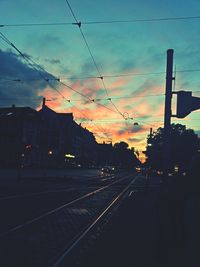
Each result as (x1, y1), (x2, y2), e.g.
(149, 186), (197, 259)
(42, 97), (46, 108)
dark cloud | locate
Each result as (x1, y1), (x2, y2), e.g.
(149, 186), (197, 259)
(0, 49), (56, 108)
(117, 124), (144, 135)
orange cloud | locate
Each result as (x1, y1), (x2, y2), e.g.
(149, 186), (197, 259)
(35, 76), (166, 160)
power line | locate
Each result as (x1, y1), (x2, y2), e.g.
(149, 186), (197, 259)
(0, 32), (124, 141)
(64, 0), (104, 82)
(1, 25), (199, 142)
(0, 34), (88, 120)
(0, 71), (166, 84)
(65, 0), (125, 119)
(0, 89), (165, 100)
(2, 67), (200, 83)
(64, 101), (112, 140)
(0, 32), (123, 116)
(0, 32), (114, 140)
(0, 33), (68, 102)
(59, 80), (124, 114)
(1, 15), (200, 28)
(0, 22), (73, 27)
(82, 16), (200, 24)
(175, 69), (200, 74)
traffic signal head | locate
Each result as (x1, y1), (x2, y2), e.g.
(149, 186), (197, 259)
(176, 90), (200, 118)
(176, 91), (192, 118)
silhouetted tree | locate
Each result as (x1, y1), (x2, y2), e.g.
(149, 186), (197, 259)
(114, 141), (129, 150)
(146, 123), (199, 171)
(113, 141), (139, 168)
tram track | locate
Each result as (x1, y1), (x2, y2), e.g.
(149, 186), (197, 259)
(0, 173), (116, 200)
(52, 176), (138, 267)
(0, 172), (138, 267)
(0, 173), (119, 234)
(0, 174), (131, 237)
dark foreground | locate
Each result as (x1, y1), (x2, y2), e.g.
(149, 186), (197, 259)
(0, 170), (199, 267)
(75, 174), (200, 267)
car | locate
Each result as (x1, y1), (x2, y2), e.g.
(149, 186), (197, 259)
(135, 166), (141, 172)
(101, 166), (116, 174)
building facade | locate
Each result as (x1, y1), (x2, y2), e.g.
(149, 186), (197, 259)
(0, 101), (98, 169)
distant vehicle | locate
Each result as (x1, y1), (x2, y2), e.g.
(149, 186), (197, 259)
(135, 166), (141, 172)
(101, 166), (116, 174)
(135, 166), (147, 174)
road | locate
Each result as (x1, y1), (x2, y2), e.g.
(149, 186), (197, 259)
(0, 169), (119, 233)
(0, 168), (137, 267)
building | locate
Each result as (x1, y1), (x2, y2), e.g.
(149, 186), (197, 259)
(0, 105), (39, 168)
(39, 99), (98, 168)
(97, 142), (114, 167)
(0, 100), (98, 169)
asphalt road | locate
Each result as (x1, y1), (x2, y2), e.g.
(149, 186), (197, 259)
(0, 169), (119, 235)
(0, 169), (137, 267)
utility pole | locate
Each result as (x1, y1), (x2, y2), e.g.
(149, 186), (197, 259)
(149, 128), (153, 141)
(163, 49), (174, 175)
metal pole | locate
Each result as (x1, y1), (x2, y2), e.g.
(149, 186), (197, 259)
(163, 49), (174, 174)
(17, 119), (23, 182)
(149, 128), (153, 140)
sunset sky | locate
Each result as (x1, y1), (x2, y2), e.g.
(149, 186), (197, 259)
(1, 0), (200, 160)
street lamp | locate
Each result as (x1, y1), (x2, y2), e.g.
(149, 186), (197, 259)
(48, 150), (53, 155)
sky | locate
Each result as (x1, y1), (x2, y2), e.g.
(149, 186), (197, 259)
(1, 0), (200, 161)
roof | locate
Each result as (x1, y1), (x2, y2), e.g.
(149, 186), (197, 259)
(0, 106), (38, 119)
(38, 105), (73, 121)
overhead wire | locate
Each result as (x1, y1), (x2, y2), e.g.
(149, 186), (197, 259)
(2, 67), (200, 83)
(0, 31), (112, 140)
(0, 32), (121, 115)
(2, 8), (199, 127)
(0, 71), (166, 84)
(0, 32), (65, 101)
(81, 16), (200, 24)
(1, 11), (200, 142)
(65, 0), (125, 119)
(1, 15), (200, 27)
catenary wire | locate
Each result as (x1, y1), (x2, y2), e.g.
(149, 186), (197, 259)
(0, 32), (112, 139)
(0, 32), (122, 116)
(1, 15), (200, 27)
(2, 67), (200, 83)
(64, 0), (125, 118)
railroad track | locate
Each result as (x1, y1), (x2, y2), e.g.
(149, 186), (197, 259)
(0, 172), (127, 235)
(0, 172), (116, 200)
(0, 172), (138, 267)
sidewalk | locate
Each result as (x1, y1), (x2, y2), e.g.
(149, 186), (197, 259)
(80, 175), (200, 267)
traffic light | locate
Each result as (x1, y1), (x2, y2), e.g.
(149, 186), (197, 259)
(176, 90), (200, 118)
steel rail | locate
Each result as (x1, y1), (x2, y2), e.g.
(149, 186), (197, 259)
(52, 175), (139, 267)
(0, 175), (130, 238)
(0, 173), (115, 201)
